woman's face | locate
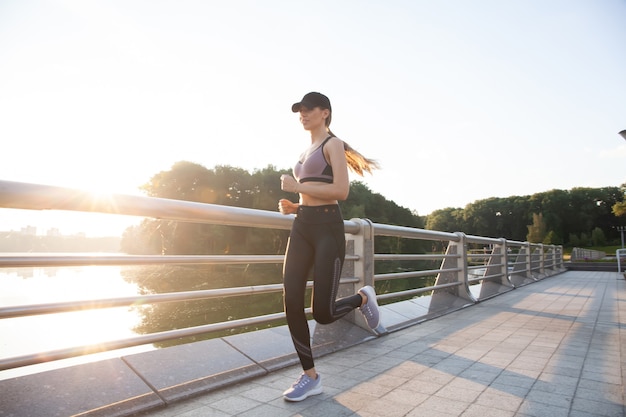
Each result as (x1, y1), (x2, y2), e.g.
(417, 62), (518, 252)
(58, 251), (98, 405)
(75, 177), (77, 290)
(298, 106), (329, 131)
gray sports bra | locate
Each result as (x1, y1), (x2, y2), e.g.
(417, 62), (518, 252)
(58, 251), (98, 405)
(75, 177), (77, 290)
(293, 136), (334, 184)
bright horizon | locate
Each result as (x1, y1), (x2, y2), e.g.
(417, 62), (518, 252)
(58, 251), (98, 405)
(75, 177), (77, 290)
(1, 1), (625, 237)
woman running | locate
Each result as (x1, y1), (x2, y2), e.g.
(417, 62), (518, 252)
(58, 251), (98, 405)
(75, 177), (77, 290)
(279, 92), (381, 402)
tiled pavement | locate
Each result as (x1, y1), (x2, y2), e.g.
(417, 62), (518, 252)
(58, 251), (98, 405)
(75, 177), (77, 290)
(136, 270), (626, 417)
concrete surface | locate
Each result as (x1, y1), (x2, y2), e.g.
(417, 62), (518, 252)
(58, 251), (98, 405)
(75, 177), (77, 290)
(1, 270), (624, 416)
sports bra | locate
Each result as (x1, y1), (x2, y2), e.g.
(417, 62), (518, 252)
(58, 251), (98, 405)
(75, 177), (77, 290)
(293, 136), (334, 183)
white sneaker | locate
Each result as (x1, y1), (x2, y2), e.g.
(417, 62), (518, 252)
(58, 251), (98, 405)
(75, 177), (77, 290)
(283, 373), (323, 402)
(359, 285), (380, 329)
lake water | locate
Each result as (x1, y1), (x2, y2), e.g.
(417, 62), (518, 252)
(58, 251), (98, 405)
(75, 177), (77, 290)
(0, 265), (154, 380)
(0, 260), (287, 381)
(0, 257), (435, 381)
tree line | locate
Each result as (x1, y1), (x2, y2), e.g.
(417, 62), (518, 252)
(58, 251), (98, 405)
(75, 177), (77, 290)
(0, 233), (121, 253)
(120, 162), (426, 256)
(120, 161), (625, 254)
(425, 185), (626, 245)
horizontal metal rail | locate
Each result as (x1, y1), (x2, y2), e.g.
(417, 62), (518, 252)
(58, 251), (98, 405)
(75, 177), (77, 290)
(0, 180), (361, 233)
(468, 273), (504, 284)
(0, 310), (296, 370)
(374, 268), (459, 281)
(374, 254), (452, 261)
(373, 223), (458, 241)
(377, 281), (463, 301)
(0, 254), (357, 268)
(0, 179), (565, 373)
(0, 278), (361, 319)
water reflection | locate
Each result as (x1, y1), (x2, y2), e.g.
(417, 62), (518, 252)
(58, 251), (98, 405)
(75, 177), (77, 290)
(0, 265), (140, 306)
(0, 265), (146, 379)
(375, 259), (438, 301)
(122, 259), (440, 347)
(0, 259), (440, 365)
(123, 264), (286, 347)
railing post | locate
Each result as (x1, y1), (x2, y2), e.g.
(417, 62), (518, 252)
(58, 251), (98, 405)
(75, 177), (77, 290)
(555, 245), (564, 270)
(478, 238), (514, 299)
(348, 218), (375, 289)
(546, 245), (557, 275)
(535, 243), (546, 279)
(544, 245), (552, 272)
(342, 218), (381, 333)
(510, 243), (535, 286)
(430, 232), (476, 312)
(495, 238), (511, 285)
(526, 243), (532, 276)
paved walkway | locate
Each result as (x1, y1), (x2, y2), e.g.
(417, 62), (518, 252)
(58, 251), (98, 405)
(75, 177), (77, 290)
(134, 270), (626, 417)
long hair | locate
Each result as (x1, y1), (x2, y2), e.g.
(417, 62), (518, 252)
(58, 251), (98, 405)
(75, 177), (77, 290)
(326, 117), (379, 176)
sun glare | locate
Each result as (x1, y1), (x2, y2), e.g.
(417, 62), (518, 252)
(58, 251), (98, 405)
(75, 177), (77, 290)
(0, 184), (143, 237)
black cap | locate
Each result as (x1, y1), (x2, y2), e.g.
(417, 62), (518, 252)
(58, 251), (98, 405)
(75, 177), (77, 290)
(291, 92), (331, 112)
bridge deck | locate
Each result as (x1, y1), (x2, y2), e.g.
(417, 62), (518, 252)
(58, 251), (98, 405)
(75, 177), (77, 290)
(2, 270), (624, 417)
(134, 270), (625, 417)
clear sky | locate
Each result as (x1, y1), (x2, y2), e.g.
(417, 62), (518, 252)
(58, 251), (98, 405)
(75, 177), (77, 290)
(1, 0), (625, 236)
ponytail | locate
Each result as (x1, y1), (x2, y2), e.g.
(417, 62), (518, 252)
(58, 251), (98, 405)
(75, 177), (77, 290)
(321, 103), (379, 176)
(327, 128), (379, 176)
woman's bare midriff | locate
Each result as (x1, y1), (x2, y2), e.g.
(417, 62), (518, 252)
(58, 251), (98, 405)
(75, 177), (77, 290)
(299, 182), (339, 207)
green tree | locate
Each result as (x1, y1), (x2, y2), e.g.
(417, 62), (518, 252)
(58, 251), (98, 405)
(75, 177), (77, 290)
(122, 162), (426, 256)
(579, 232), (590, 246)
(425, 207), (464, 233)
(613, 183), (626, 218)
(529, 190), (570, 243)
(341, 181), (426, 254)
(129, 163), (294, 255)
(425, 186), (623, 245)
(567, 187), (620, 239)
(461, 197), (530, 239)
(543, 230), (562, 245)
(527, 213), (547, 243)
(125, 163), (624, 253)
(591, 227), (606, 246)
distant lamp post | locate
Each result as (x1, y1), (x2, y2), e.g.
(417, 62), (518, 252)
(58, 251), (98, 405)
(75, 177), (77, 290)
(617, 129), (626, 244)
(617, 131), (626, 248)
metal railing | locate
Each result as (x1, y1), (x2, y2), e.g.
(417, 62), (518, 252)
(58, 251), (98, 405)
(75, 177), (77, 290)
(618, 248), (626, 273)
(0, 180), (565, 372)
(570, 247), (606, 261)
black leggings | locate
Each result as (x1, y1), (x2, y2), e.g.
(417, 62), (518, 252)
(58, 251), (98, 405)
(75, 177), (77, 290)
(283, 204), (363, 371)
